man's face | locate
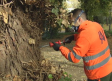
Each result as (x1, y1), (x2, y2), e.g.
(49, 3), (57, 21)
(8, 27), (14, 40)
(71, 17), (79, 26)
(68, 13), (81, 32)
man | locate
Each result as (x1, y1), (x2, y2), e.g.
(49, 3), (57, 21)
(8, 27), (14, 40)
(52, 9), (112, 81)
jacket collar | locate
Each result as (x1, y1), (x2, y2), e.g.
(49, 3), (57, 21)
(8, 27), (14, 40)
(78, 20), (90, 32)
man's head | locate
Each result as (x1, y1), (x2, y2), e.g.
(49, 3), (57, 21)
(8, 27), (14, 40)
(69, 8), (87, 26)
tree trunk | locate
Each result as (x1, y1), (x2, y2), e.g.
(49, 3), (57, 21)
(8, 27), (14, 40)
(0, 9), (42, 80)
(106, 17), (109, 26)
(109, 12), (111, 31)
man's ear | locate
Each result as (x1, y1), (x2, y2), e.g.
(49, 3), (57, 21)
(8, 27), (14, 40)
(77, 17), (80, 23)
(78, 17), (83, 23)
(78, 17), (81, 21)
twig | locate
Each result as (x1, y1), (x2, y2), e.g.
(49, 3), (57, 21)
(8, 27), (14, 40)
(26, 73), (27, 79)
(0, 1), (13, 7)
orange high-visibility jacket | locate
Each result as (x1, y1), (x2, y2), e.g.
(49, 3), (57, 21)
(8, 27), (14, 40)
(59, 20), (112, 80)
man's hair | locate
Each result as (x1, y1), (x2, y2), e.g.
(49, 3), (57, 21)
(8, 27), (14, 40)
(70, 8), (87, 20)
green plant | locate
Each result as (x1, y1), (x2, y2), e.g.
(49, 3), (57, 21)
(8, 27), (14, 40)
(81, 0), (112, 21)
(48, 74), (53, 79)
(108, 31), (112, 36)
(48, 72), (72, 81)
(104, 30), (111, 38)
(42, 0), (64, 40)
(58, 72), (72, 81)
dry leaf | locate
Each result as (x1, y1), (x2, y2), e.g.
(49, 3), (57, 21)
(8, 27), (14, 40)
(3, 12), (8, 24)
(41, 60), (46, 66)
(13, 76), (21, 81)
(0, 12), (2, 15)
(59, 8), (66, 14)
(28, 38), (35, 44)
(62, 19), (69, 27)
(51, 66), (56, 74)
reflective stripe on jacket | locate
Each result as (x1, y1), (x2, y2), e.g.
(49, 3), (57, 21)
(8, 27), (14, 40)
(59, 20), (112, 80)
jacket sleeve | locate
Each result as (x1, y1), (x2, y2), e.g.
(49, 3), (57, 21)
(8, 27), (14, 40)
(59, 37), (90, 63)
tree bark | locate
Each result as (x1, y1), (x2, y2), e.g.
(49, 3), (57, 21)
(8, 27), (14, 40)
(106, 17), (109, 26)
(0, 3), (45, 80)
(109, 11), (111, 31)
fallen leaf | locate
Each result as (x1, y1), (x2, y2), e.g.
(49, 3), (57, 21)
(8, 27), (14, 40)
(51, 66), (56, 74)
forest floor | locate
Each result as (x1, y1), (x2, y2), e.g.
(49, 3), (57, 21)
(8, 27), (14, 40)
(40, 34), (112, 81)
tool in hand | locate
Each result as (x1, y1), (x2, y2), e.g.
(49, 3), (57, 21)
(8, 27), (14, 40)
(40, 40), (64, 48)
(49, 40), (62, 47)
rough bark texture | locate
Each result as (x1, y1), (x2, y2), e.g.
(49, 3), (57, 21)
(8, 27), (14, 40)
(0, 9), (40, 80)
(0, 2), (63, 81)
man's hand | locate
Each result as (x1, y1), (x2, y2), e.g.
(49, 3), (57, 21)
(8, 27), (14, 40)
(52, 42), (61, 51)
(64, 35), (74, 44)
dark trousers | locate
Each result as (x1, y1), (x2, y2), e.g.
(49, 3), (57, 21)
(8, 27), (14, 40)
(88, 72), (112, 81)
